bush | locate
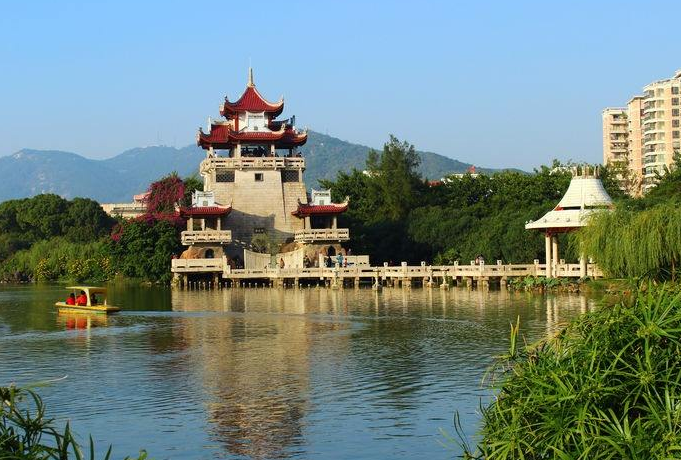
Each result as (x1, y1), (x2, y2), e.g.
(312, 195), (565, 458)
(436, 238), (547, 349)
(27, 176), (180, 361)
(0, 238), (111, 282)
(460, 284), (681, 458)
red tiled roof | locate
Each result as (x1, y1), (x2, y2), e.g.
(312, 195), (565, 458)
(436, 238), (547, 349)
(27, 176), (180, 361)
(221, 86), (284, 116)
(197, 125), (307, 149)
(292, 203), (348, 217)
(133, 191), (150, 202)
(179, 206), (232, 217)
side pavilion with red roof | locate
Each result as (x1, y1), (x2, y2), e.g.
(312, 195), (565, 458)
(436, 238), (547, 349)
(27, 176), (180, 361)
(177, 191), (232, 260)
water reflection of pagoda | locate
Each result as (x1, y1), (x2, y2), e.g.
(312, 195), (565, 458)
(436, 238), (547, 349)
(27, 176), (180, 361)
(172, 70), (349, 283)
(171, 289), (351, 459)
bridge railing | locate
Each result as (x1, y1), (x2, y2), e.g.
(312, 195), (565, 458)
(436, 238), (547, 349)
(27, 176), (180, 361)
(181, 261), (601, 279)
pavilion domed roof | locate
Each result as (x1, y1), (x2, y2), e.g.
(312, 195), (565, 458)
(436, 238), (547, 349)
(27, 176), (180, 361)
(525, 166), (613, 232)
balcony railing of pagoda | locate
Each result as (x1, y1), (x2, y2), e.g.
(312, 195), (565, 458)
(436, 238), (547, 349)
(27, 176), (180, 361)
(181, 230), (232, 245)
(171, 258), (225, 273)
(294, 228), (350, 243)
(203, 156), (305, 171)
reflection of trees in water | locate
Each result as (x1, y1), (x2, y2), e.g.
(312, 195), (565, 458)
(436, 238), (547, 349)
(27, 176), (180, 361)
(170, 288), (351, 459)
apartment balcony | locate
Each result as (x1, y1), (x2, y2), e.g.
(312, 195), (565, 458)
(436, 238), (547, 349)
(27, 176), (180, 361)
(294, 228), (350, 243)
(181, 230), (232, 245)
(200, 156), (305, 174)
(644, 154), (666, 165)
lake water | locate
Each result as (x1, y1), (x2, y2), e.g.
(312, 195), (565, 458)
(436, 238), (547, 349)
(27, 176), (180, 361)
(0, 284), (596, 459)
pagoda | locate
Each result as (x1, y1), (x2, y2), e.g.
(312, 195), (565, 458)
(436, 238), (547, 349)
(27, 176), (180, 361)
(184, 69), (349, 268)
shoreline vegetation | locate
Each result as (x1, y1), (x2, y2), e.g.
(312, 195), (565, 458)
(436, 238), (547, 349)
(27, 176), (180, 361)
(0, 174), (201, 285)
(456, 282), (681, 459)
(0, 385), (147, 460)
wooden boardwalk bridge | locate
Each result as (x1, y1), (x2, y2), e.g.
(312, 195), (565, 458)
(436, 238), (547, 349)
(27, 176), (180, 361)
(171, 259), (601, 289)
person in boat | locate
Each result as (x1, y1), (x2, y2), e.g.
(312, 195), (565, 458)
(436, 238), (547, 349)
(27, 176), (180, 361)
(65, 293), (76, 305)
(90, 293), (98, 305)
(76, 290), (88, 306)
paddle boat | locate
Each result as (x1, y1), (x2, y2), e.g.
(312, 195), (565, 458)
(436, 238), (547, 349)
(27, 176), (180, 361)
(55, 286), (120, 314)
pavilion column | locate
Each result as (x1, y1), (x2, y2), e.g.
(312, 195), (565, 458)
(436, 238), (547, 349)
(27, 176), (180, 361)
(217, 217), (221, 231)
(201, 218), (206, 230)
(304, 216), (310, 229)
(552, 235), (559, 278)
(188, 217), (193, 231)
(332, 216), (337, 229)
(545, 233), (552, 278)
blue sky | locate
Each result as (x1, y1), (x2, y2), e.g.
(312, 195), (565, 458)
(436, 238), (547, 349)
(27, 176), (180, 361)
(1, 0), (679, 170)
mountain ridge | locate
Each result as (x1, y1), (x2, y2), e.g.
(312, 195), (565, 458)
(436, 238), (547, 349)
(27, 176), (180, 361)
(0, 132), (516, 203)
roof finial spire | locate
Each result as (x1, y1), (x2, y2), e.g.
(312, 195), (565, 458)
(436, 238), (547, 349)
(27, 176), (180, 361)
(248, 67), (254, 87)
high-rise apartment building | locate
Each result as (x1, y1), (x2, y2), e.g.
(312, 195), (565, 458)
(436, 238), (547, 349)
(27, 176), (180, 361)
(602, 70), (681, 194)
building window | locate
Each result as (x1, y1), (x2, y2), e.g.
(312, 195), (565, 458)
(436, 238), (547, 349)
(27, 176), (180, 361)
(674, 131), (680, 139)
(253, 227), (266, 234)
(255, 173), (264, 182)
(673, 87), (680, 95)
(674, 120), (680, 128)
(216, 170), (235, 182)
(282, 170), (300, 182)
(674, 98), (680, 106)
(674, 109), (680, 117)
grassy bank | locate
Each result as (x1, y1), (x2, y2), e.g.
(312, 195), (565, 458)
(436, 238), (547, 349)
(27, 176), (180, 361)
(459, 283), (681, 458)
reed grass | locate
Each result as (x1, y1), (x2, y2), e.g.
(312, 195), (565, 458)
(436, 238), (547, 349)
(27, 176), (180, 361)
(1, 386), (147, 459)
(459, 284), (681, 459)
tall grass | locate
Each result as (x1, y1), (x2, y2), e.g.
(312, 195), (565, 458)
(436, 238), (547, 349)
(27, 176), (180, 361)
(1, 386), (147, 459)
(573, 202), (681, 280)
(459, 284), (681, 458)
(0, 237), (112, 281)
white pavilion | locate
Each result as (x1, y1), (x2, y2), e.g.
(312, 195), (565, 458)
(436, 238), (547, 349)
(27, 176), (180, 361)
(525, 166), (613, 278)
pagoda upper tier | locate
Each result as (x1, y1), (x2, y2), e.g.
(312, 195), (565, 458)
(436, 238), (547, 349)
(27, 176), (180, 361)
(197, 69), (307, 151)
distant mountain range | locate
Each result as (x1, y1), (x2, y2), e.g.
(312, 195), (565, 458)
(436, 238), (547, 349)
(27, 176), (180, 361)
(0, 131), (513, 203)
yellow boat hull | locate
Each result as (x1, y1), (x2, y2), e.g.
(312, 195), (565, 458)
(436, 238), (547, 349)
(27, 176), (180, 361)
(54, 302), (120, 314)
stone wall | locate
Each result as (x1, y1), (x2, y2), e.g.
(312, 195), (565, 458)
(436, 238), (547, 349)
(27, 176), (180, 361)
(209, 168), (307, 251)
(244, 249), (272, 270)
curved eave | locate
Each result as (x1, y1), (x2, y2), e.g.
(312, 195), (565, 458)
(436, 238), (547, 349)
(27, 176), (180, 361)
(179, 206), (232, 217)
(220, 86), (284, 117)
(197, 128), (307, 149)
(292, 203), (348, 218)
(525, 209), (604, 232)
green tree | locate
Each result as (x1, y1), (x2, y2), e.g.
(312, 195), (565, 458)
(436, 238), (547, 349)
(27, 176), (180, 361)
(365, 135), (424, 222)
(16, 194), (69, 241)
(64, 197), (116, 242)
(107, 218), (182, 283)
(181, 174), (204, 207)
